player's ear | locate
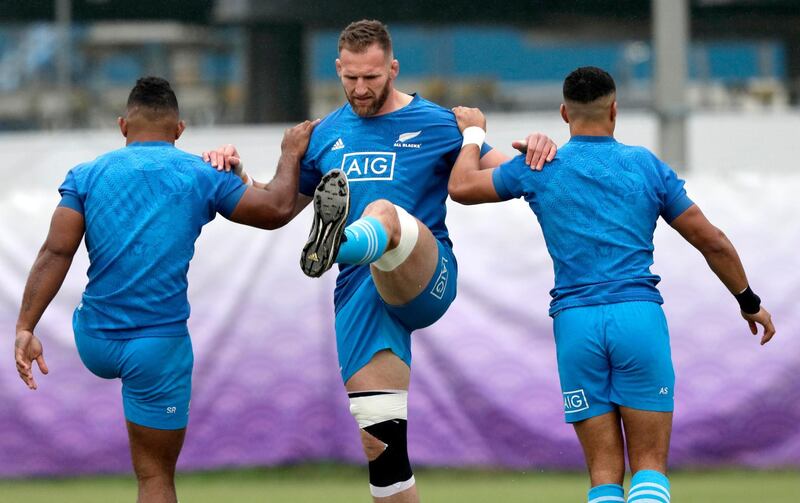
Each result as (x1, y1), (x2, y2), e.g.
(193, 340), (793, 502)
(560, 104), (569, 124)
(117, 117), (127, 137)
(390, 59), (399, 80)
(175, 120), (186, 140)
(335, 58), (342, 78)
(610, 101), (617, 123)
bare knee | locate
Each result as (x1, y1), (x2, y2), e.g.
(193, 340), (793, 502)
(620, 408), (672, 474)
(362, 199), (400, 248)
(126, 422), (183, 483)
(360, 429), (387, 461)
(573, 412), (626, 486)
(132, 458), (175, 480)
(362, 199), (395, 218)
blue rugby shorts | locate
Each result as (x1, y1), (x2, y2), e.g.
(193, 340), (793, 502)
(335, 239), (457, 382)
(74, 330), (193, 430)
(553, 301), (675, 423)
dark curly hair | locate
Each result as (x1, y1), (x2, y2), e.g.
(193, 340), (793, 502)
(563, 67), (616, 103)
(126, 76), (179, 114)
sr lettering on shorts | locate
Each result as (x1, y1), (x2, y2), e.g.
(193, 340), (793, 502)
(341, 152), (396, 182)
(563, 389), (589, 414)
(430, 256), (449, 300)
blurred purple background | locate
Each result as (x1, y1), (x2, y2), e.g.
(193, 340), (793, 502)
(0, 124), (797, 477)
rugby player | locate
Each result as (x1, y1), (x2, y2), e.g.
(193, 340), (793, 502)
(14, 77), (317, 503)
(203, 19), (556, 502)
(446, 66), (776, 503)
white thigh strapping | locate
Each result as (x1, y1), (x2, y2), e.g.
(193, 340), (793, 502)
(373, 205), (419, 272)
(348, 390), (408, 429)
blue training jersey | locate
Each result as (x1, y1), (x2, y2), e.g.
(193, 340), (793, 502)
(58, 141), (246, 339)
(492, 135), (693, 316)
(300, 94), (490, 308)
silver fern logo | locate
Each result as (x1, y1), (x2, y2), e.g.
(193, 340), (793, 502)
(394, 131), (422, 148)
(397, 131), (421, 142)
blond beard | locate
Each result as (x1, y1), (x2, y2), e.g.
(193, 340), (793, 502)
(347, 80), (391, 117)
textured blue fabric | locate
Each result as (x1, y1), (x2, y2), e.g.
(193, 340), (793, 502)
(336, 216), (390, 265)
(588, 483), (625, 503)
(74, 329), (193, 430)
(554, 302), (675, 423)
(383, 240), (458, 330)
(299, 94), (489, 311)
(628, 470), (670, 503)
(59, 141), (246, 339)
(492, 135), (693, 316)
(335, 241), (457, 382)
(57, 191), (84, 213)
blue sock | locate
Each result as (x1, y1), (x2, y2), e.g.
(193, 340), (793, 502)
(335, 216), (389, 265)
(588, 483), (624, 503)
(628, 470), (670, 503)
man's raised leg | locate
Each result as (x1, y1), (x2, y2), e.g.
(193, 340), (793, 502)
(126, 421), (186, 503)
(301, 171), (440, 304)
(573, 410), (626, 503)
(344, 198), (439, 305)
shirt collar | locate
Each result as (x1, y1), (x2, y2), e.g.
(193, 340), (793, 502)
(569, 135), (616, 144)
(128, 141), (174, 147)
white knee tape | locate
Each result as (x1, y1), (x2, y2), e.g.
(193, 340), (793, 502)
(373, 205), (419, 272)
(349, 390), (408, 428)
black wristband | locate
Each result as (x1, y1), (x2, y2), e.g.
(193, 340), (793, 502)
(734, 286), (761, 315)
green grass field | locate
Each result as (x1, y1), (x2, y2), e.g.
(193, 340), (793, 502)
(1, 465), (797, 502)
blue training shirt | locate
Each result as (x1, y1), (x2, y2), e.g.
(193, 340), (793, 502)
(58, 141), (246, 339)
(492, 135), (693, 316)
(300, 94), (490, 309)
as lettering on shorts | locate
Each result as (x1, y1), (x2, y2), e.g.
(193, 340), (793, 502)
(563, 389), (589, 413)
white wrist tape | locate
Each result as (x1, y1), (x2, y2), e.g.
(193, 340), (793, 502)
(232, 162), (253, 186)
(461, 126), (486, 149)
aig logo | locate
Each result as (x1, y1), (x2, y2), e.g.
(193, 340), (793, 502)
(341, 152), (396, 182)
(563, 389), (589, 414)
(430, 256), (449, 300)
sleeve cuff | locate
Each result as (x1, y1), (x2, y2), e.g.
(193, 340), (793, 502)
(58, 193), (84, 214)
(663, 194), (694, 223)
(479, 142), (492, 158)
(217, 183), (247, 218)
(492, 168), (515, 201)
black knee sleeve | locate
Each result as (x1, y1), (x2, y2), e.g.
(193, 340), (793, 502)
(348, 390), (415, 496)
(364, 418), (413, 488)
